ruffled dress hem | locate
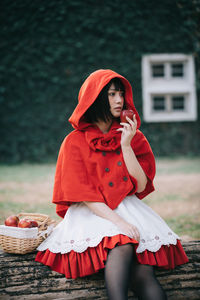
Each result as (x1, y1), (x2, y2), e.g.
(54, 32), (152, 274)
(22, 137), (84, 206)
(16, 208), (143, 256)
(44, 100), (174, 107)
(35, 234), (188, 279)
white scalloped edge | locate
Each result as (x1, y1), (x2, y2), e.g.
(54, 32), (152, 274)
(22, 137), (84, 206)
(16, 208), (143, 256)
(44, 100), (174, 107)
(37, 228), (179, 254)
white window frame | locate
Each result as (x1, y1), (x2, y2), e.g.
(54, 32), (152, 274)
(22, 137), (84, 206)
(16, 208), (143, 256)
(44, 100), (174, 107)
(142, 54), (197, 122)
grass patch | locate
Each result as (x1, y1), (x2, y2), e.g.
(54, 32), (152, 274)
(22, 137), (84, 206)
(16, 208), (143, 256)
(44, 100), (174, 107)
(156, 157), (200, 175)
(0, 164), (55, 183)
(166, 214), (200, 239)
(144, 194), (182, 205)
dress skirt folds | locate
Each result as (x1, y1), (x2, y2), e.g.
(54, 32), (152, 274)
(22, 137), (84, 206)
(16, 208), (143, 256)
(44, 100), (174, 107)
(35, 195), (188, 279)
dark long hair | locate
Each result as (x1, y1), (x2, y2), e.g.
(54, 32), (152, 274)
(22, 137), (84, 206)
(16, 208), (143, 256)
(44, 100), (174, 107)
(84, 77), (125, 123)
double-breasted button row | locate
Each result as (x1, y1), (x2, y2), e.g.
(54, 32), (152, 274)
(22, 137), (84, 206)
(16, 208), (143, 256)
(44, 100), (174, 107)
(104, 161), (122, 174)
(102, 150), (127, 187)
(108, 176), (128, 187)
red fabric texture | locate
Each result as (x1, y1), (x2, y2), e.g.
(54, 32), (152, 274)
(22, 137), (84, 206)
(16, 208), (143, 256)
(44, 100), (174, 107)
(52, 70), (156, 218)
(35, 235), (189, 279)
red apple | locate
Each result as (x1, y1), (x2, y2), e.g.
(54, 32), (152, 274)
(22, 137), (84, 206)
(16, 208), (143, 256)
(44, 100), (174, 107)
(18, 218), (32, 228)
(120, 110), (134, 123)
(29, 220), (38, 228)
(5, 215), (19, 227)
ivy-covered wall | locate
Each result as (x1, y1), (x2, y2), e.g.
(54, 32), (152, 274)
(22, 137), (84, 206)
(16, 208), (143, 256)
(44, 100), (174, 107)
(1, 0), (199, 163)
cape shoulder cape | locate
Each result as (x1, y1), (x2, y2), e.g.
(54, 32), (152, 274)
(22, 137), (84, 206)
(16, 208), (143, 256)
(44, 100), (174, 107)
(53, 125), (155, 218)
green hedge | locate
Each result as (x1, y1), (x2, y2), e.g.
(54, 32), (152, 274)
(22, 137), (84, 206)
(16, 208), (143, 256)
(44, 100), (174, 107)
(0, 0), (199, 163)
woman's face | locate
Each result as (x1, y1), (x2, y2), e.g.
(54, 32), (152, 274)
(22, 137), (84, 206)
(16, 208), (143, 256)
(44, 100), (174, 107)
(108, 83), (124, 118)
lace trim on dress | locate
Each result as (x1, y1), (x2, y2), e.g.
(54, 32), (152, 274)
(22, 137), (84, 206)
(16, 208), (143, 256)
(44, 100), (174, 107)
(37, 227), (179, 254)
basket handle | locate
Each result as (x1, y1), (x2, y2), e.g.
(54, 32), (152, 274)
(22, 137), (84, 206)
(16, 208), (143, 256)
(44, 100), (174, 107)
(18, 212), (49, 219)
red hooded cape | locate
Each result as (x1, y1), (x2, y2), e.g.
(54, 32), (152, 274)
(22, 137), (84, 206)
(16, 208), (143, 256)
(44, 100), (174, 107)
(53, 69), (156, 218)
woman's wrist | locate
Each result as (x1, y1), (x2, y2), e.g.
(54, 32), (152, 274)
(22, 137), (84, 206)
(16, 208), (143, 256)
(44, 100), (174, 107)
(115, 217), (128, 227)
(121, 143), (132, 150)
(84, 201), (127, 227)
(111, 214), (126, 226)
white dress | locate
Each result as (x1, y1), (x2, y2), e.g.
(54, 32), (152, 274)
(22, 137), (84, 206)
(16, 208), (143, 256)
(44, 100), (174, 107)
(37, 195), (179, 254)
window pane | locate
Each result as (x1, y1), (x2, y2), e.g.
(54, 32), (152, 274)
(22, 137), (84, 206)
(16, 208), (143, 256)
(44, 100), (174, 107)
(171, 63), (184, 77)
(172, 96), (185, 110)
(153, 96), (165, 111)
(151, 64), (164, 77)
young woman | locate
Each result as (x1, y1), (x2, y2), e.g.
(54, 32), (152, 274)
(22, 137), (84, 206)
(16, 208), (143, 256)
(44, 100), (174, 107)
(35, 69), (188, 300)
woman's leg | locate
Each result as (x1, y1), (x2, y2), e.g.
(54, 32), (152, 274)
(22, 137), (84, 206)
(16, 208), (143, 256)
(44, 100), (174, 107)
(104, 244), (134, 300)
(130, 262), (167, 300)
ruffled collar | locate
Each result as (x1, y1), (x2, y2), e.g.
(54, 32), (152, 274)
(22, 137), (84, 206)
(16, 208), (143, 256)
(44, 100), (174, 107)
(85, 121), (121, 151)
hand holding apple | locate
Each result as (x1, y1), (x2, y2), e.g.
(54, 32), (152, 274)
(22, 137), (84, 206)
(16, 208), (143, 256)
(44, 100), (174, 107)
(117, 111), (137, 147)
(120, 110), (134, 123)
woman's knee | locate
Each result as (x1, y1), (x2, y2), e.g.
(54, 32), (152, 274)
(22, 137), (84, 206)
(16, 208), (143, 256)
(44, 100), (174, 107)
(107, 243), (133, 256)
(117, 243), (134, 254)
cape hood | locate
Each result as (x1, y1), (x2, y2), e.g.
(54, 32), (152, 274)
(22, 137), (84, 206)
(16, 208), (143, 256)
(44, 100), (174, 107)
(69, 69), (141, 129)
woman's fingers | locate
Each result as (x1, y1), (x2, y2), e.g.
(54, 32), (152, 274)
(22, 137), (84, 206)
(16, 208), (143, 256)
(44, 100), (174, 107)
(133, 227), (140, 242)
(116, 125), (131, 133)
(126, 114), (137, 128)
(120, 122), (131, 128)
(119, 123), (134, 132)
(128, 225), (140, 241)
(130, 230), (139, 241)
(117, 220), (140, 242)
(133, 114), (137, 127)
(132, 226), (140, 241)
(120, 114), (137, 130)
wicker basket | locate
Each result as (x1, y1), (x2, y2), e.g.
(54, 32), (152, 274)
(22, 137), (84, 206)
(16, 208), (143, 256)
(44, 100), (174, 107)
(0, 213), (55, 254)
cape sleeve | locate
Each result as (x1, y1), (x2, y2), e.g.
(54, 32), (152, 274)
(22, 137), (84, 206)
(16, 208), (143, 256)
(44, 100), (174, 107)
(129, 130), (156, 199)
(52, 134), (105, 218)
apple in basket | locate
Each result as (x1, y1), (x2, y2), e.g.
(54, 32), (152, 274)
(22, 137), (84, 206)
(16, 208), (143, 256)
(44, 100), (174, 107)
(30, 220), (39, 228)
(5, 215), (19, 227)
(18, 218), (31, 228)
(120, 109), (134, 123)
(18, 218), (39, 228)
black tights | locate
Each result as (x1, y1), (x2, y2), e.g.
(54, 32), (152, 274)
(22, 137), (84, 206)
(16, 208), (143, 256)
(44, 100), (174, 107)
(105, 244), (167, 300)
